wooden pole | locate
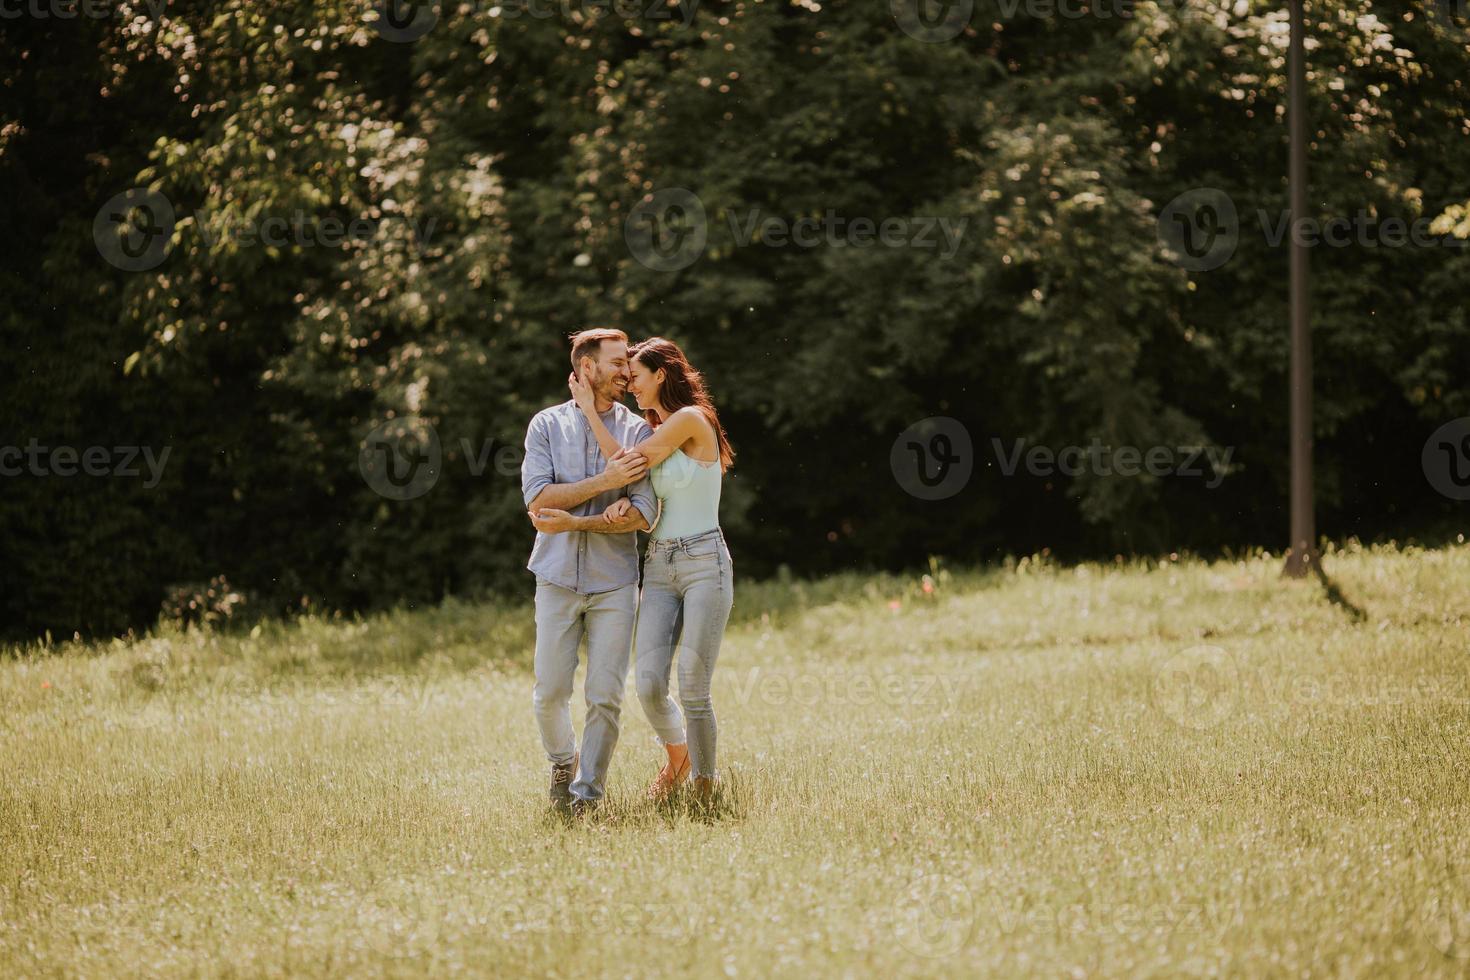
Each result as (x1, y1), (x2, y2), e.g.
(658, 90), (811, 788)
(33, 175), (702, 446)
(1282, 0), (1318, 578)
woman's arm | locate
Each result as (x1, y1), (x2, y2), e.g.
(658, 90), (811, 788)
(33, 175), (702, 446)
(568, 370), (626, 461)
(624, 408), (704, 468)
(567, 372), (707, 468)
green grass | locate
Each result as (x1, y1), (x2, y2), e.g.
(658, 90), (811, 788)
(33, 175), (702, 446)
(3, 541), (1469, 977)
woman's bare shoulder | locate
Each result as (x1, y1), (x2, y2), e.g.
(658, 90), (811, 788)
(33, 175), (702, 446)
(673, 405), (716, 435)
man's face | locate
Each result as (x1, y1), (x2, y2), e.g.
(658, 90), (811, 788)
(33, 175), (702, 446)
(582, 340), (631, 403)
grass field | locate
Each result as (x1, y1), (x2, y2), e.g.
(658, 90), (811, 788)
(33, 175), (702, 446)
(3, 541), (1469, 977)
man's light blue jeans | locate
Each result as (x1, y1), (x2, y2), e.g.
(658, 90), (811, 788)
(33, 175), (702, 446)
(635, 528), (734, 780)
(532, 580), (637, 803)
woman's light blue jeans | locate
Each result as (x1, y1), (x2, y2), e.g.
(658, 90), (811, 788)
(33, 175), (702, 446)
(635, 528), (734, 779)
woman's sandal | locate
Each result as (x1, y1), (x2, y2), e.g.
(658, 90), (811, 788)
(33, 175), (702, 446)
(647, 753), (692, 800)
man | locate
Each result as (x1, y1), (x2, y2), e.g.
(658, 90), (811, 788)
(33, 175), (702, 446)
(522, 328), (657, 812)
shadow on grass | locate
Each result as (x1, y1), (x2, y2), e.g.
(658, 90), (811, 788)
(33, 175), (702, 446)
(1312, 564), (1369, 623)
(543, 772), (749, 831)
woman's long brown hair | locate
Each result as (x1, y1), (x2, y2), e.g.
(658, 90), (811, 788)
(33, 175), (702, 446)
(630, 337), (734, 471)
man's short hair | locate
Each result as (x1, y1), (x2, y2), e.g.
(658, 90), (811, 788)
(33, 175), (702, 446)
(569, 328), (629, 368)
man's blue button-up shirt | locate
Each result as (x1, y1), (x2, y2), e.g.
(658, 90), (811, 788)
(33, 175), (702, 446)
(521, 400), (658, 594)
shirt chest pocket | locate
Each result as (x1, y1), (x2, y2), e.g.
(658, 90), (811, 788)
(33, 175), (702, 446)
(552, 443), (604, 486)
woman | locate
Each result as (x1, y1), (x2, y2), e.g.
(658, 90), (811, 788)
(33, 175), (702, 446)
(568, 337), (734, 801)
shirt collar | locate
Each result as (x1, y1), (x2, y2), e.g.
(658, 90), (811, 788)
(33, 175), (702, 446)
(566, 398), (624, 426)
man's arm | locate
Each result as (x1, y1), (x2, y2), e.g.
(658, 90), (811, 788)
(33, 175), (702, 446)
(529, 507), (649, 535)
(529, 450), (647, 512)
(522, 413), (647, 513)
(528, 470), (613, 514)
(574, 509), (649, 534)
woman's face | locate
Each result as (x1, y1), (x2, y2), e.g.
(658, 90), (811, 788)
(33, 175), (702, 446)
(627, 359), (661, 411)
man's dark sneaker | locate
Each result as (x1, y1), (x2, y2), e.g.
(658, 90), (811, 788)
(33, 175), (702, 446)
(569, 796), (599, 818)
(549, 754), (577, 810)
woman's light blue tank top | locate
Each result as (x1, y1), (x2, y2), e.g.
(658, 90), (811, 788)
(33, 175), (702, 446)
(649, 448), (722, 541)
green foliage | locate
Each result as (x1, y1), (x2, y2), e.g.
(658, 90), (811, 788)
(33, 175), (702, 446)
(1, 0), (1467, 638)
